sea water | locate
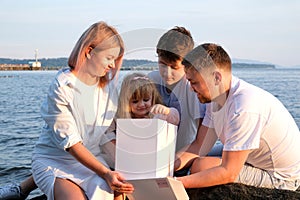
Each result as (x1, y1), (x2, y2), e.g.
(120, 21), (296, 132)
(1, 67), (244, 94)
(0, 68), (299, 198)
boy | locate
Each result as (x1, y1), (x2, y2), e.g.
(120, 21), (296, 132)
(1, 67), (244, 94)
(148, 27), (217, 153)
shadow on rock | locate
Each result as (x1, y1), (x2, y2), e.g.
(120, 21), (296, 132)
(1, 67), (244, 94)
(187, 183), (300, 200)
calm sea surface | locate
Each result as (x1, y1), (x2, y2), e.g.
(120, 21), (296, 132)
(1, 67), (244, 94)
(0, 68), (299, 198)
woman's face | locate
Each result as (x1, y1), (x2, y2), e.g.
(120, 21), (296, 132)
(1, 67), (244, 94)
(130, 94), (153, 118)
(89, 47), (120, 77)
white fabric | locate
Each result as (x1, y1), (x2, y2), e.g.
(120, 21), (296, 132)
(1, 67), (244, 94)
(32, 157), (113, 200)
(148, 71), (206, 151)
(236, 163), (300, 190)
(32, 68), (118, 200)
(203, 75), (300, 183)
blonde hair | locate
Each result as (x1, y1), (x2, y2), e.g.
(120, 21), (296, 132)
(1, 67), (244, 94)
(68, 21), (124, 88)
(116, 73), (163, 118)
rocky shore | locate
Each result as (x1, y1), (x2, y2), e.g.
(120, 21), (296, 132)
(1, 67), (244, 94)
(187, 183), (300, 200)
(0, 64), (41, 71)
(29, 183), (300, 200)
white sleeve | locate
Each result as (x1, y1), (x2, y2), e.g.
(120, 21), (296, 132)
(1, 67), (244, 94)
(41, 80), (82, 151)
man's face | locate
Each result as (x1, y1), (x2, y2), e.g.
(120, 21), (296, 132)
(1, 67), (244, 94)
(158, 57), (185, 86)
(185, 67), (213, 103)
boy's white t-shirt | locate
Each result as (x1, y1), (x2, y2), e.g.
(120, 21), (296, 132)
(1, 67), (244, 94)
(203, 76), (300, 181)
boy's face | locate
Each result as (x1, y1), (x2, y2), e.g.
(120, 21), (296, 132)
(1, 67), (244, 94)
(158, 57), (185, 86)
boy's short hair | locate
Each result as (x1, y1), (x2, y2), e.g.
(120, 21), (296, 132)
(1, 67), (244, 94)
(156, 26), (194, 63)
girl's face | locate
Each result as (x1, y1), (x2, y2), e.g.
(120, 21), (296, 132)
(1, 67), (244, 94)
(89, 47), (120, 77)
(130, 94), (153, 118)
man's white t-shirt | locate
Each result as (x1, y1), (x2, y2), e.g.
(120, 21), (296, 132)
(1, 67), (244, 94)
(203, 76), (300, 181)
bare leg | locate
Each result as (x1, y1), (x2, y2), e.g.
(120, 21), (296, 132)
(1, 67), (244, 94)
(54, 178), (87, 200)
(20, 175), (37, 195)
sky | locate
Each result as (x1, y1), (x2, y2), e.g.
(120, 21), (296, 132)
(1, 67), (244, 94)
(0, 0), (299, 67)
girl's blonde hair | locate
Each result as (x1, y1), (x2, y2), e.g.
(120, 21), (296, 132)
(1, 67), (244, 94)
(116, 73), (163, 118)
(68, 21), (124, 88)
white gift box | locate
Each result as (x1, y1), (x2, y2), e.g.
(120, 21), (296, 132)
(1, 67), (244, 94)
(115, 118), (177, 180)
(126, 177), (189, 200)
(115, 118), (189, 199)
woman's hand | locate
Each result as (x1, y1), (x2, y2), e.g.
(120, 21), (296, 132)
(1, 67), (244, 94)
(103, 171), (134, 194)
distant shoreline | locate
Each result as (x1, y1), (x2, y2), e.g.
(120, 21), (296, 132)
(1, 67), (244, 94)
(0, 58), (278, 71)
(0, 66), (159, 71)
(0, 65), (62, 71)
(232, 63), (275, 69)
(0, 63), (276, 71)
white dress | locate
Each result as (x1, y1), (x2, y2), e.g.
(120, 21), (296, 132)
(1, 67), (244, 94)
(32, 68), (118, 200)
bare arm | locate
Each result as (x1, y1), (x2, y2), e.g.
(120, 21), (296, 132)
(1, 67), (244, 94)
(198, 126), (218, 157)
(101, 120), (117, 168)
(178, 150), (250, 188)
(101, 140), (116, 169)
(174, 125), (218, 171)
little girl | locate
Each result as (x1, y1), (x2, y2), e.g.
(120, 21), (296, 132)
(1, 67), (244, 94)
(117, 72), (179, 124)
(101, 72), (180, 169)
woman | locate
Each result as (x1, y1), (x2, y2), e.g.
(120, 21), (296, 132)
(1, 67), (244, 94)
(31, 21), (134, 200)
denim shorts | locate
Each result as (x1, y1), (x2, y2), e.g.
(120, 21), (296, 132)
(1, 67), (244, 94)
(235, 164), (300, 191)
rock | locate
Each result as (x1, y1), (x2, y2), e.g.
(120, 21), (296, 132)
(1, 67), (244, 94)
(29, 183), (300, 200)
(186, 183), (300, 200)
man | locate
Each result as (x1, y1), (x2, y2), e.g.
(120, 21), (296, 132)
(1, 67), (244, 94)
(175, 43), (300, 191)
